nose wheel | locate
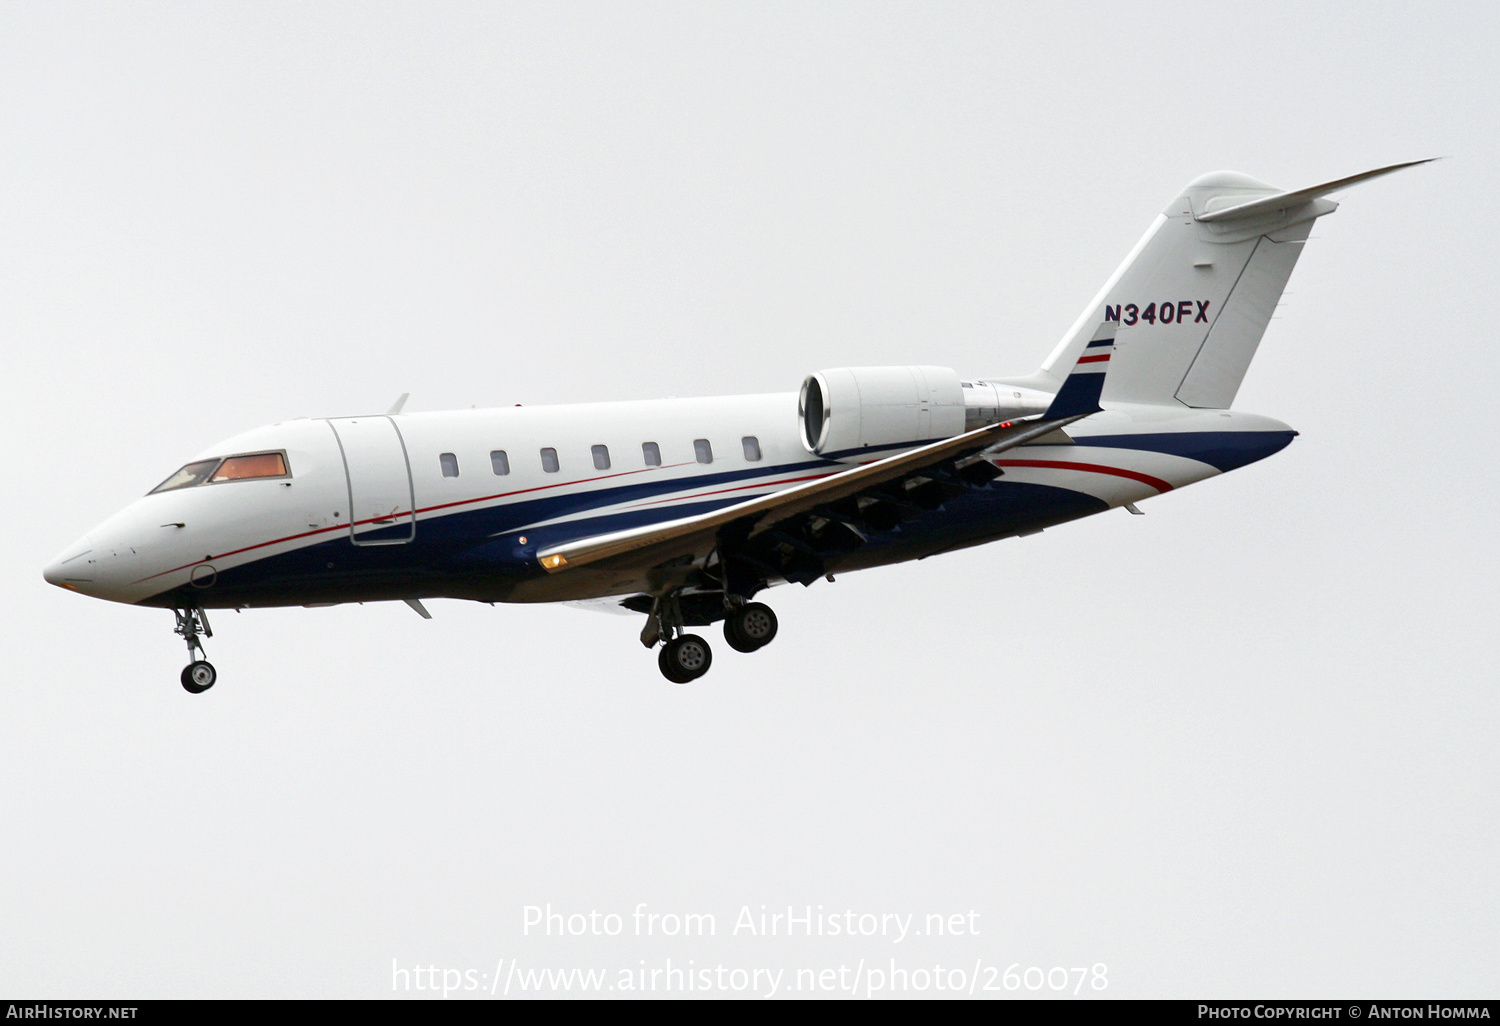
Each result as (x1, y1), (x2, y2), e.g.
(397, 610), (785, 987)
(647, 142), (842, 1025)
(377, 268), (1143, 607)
(173, 606), (217, 694)
(181, 660), (217, 693)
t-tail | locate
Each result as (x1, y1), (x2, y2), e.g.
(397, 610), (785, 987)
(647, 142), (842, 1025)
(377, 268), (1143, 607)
(1030, 159), (1433, 409)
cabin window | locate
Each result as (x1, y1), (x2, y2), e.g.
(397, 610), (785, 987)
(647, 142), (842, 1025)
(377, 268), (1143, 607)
(540, 447), (560, 473)
(150, 459), (222, 494)
(694, 439), (713, 464)
(642, 442), (661, 467)
(742, 436), (762, 462)
(490, 450), (510, 476)
(439, 453), (459, 478)
(592, 444), (611, 471)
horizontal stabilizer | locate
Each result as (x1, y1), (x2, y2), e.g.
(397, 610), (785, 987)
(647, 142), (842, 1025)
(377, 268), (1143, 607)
(1195, 159), (1435, 223)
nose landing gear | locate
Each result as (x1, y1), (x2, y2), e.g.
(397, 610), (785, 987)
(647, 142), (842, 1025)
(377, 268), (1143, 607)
(173, 606), (217, 694)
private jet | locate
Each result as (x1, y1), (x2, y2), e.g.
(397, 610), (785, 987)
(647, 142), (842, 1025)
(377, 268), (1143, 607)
(43, 161), (1428, 689)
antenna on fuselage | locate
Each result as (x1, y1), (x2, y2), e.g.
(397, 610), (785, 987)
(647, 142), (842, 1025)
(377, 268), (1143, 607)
(386, 393), (410, 415)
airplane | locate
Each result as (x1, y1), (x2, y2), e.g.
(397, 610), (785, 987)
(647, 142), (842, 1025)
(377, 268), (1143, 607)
(43, 160), (1429, 691)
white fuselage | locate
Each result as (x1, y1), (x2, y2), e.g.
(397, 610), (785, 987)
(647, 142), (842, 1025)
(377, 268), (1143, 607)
(43, 388), (1294, 612)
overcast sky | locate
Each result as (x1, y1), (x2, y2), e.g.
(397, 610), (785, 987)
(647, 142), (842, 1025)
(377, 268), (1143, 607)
(3, 1), (1496, 999)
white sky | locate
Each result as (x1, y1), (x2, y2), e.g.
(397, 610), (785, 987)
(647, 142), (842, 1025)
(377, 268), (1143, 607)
(3, 1), (1495, 999)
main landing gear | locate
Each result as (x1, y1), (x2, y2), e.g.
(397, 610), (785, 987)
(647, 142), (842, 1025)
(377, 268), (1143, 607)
(643, 594), (779, 683)
(173, 606), (217, 694)
(724, 602), (778, 653)
(658, 634), (713, 684)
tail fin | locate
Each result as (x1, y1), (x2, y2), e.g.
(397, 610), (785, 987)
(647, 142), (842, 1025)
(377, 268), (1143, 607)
(1037, 160), (1432, 409)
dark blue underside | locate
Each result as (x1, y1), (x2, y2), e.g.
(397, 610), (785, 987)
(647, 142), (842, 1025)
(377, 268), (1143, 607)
(146, 430), (1292, 608)
(1071, 430), (1296, 472)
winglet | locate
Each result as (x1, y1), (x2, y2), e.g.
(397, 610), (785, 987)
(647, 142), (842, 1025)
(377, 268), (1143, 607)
(1195, 158), (1435, 223)
(1043, 321), (1114, 419)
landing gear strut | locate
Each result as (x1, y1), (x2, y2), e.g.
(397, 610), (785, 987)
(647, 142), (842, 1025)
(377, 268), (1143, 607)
(173, 606), (217, 694)
(642, 592), (780, 683)
(642, 593), (713, 684)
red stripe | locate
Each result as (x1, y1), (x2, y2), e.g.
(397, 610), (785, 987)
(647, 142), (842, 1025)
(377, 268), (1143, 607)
(1076, 353), (1111, 364)
(130, 461), (767, 584)
(133, 522), (352, 583)
(133, 455), (1170, 587)
(991, 458), (1173, 493)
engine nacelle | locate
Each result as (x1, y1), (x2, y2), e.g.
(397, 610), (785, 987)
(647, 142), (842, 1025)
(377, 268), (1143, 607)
(799, 366), (966, 458)
(961, 380), (1054, 430)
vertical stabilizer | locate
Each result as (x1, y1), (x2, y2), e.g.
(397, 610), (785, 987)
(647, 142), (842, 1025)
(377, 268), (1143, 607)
(1036, 161), (1431, 409)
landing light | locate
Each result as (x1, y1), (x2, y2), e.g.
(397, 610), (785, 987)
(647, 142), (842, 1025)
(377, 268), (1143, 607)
(540, 554), (567, 570)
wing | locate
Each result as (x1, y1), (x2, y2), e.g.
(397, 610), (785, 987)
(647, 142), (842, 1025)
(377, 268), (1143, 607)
(536, 411), (1087, 575)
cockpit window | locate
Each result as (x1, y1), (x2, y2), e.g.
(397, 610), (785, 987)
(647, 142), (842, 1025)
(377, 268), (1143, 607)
(149, 452), (290, 494)
(211, 452), (289, 483)
(150, 459), (221, 494)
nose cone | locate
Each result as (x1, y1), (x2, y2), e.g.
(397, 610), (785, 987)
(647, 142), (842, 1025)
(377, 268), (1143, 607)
(44, 530), (147, 604)
(43, 536), (96, 593)
(48, 497), (177, 605)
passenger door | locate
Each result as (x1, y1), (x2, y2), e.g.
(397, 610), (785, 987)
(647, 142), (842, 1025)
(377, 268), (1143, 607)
(327, 416), (417, 545)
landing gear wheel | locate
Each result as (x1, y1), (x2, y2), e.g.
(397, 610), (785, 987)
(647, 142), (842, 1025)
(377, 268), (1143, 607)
(658, 645), (688, 684)
(180, 660), (217, 694)
(724, 602), (778, 653)
(658, 634), (713, 683)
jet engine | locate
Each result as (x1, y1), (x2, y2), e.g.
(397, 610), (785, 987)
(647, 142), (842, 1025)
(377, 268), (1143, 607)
(798, 366), (1056, 459)
(798, 366), (965, 459)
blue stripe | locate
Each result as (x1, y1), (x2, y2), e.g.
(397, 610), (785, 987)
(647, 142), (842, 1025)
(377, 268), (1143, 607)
(143, 477), (1107, 608)
(1043, 368), (1105, 418)
(401, 436), (940, 544)
(1072, 430), (1296, 472)
(138, 430), (1292, 608)
(412, 457), (833, 542)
